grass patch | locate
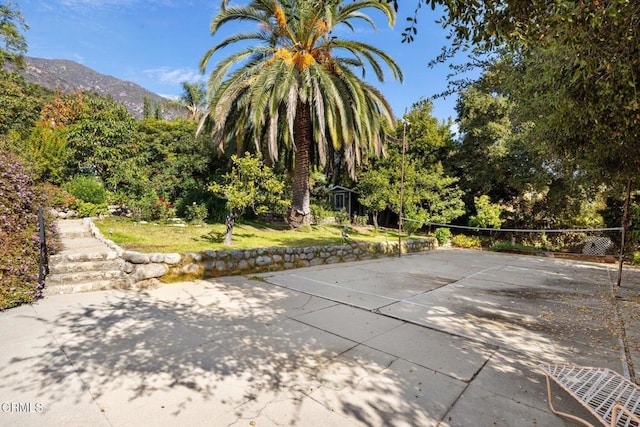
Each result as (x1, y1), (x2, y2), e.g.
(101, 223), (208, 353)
(95, 217), (405, 253)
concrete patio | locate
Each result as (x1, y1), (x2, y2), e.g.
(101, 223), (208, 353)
(2, 249), (639, 426)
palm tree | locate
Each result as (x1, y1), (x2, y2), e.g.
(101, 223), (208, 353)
(179, 81), (207, 121)
(199, 0), (402, 227)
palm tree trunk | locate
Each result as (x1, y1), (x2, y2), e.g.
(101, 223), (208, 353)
(288, 100), (312, 228)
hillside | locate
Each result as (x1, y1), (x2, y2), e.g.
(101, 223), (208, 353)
(18, 57), (182, 120)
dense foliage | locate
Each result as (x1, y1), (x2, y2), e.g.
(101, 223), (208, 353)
(0, 152), (59, 310)
(390, 0), (639, 230)
(0, 71), (48, 140)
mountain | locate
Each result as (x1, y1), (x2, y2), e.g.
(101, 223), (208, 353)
(18, 57), (182, 120)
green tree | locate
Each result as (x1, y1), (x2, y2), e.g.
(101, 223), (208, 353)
(199, 0), (403, 228)
(358, 151), (464, 234)
(451, 86), (519, 207)
(154, 102), (163, 120)
(209, 152), (286, 244)
(452, 79), (607, 229)
(18, 91), (86, 184)
(132, 118), (222, 217)
(469, 195), (502, 228)
(399, 0), (640, 188)
(356, 168), (389, 232)
(398, 161), (465, 234)
(0, 4), (47, 144)
(65, 94), (137, 182)
(0, 71), (48, 141)
(401, 98), (454, 165)
(0, 1), (28, 68)
(143, 97), (152, 119)
(24, 125), (69, 184)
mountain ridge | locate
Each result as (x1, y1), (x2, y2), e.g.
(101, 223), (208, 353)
(19, 57), (182, 120)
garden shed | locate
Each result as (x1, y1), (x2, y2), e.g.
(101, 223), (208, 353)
(328, 185), (365, 218)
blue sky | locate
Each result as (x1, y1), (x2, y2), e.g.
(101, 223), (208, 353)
(20, 0), (467, 123)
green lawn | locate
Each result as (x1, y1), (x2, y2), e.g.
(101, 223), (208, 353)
(94, 217), (403, 253)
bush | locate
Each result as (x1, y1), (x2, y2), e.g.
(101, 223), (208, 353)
(633, 252), (640, 265)
(63, 175), (107, 204)
(310, 203), (334, 224)
(130, 192), (175, 222)
(335, 209), (350, 225)
(491, 240), (544, 254)
(434, 228), (452, 245)
(185, 202), (208, 224)
(451, 234), (481, 248)
(74, 201), (109, 218)
(403, 219), (422, 236)
(40, 182), (75, 209)
(352, 214), (368, 227)
(0, 152), (60, 310)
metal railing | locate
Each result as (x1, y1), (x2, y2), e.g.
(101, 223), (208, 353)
(37, 206), (49, 285)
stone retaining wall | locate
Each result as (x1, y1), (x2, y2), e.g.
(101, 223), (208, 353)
(87, 220), (436, 284)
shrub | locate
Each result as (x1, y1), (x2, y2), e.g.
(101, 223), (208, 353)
(130, 192), (175, 222)
(491, 240), (544, 254)
(352, 214), (368, 227)
(633, 252), (640, 265)
(451, 234), (481, 248)
(434, 228), (452, 245)
(403, 219), (422, 236)
(310, 203), (334, 224)
(74, 201), (109, 218)
(63, 175), (107, 204)
(40, 182), (75, 209)
(185, 202), (208, 224)
(0, 152), (60, 310)
(335, 208), (350, 225)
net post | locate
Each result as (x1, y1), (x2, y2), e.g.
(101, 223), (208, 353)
(616, 178), (633, 287)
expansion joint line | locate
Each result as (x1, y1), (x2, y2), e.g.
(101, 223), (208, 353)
(436, 348), (499, 427)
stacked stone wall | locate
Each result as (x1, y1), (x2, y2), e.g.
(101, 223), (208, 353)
(87, 220), (436, 284)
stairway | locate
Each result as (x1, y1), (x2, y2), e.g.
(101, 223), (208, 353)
(44, 219), (128, 295)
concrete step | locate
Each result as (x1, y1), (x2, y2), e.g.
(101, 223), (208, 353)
(50, 251), (119, 264)
(56, 218), (90, 234)
(59, 231), (94, 239)
(48, 258), (123, 273)
(46, 269), (125, 286)
(43, 278), (133, 296)
(57, 237), (114, 254)
(46, 218), (134, 295)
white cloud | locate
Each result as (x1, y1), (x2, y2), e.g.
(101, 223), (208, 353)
(143, 67), (204, 85)
(72, 53), (85, 64)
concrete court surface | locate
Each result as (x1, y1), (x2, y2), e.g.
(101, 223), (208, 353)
(1, 248), (636, 427)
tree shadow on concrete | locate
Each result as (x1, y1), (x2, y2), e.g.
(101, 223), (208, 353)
(1, 279), (456, 425)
